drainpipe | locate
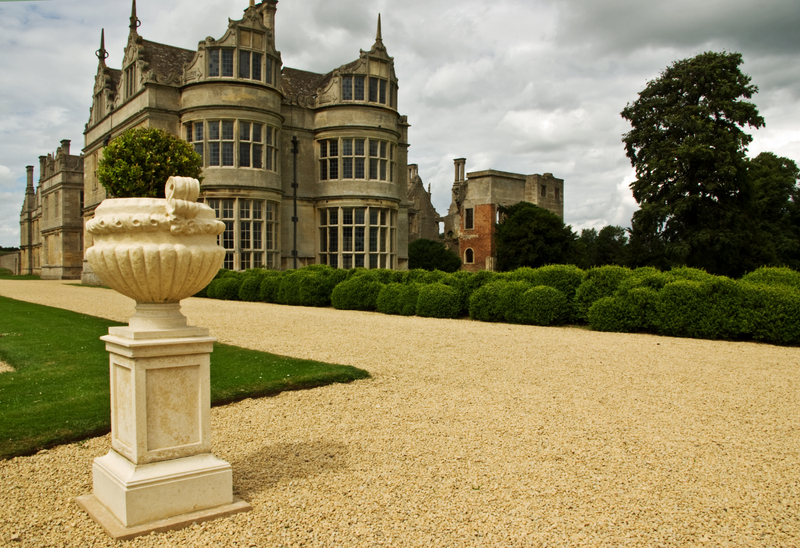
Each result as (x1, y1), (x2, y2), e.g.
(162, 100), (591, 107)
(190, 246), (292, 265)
(291, 136), (299, 270)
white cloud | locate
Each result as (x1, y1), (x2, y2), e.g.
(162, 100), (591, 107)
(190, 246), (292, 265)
(0, 0), (798, 248)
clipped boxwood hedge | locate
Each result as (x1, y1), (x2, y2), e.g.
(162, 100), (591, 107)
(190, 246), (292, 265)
(574, 265), (632, 321)
(469, 280), (530, 322)
(416, 283), (462, 319)
(511, 285), (569, 326)
(397, 283), (422, 316)
(331, 277), (385, 311)
(657, 277), (746, 339)
(740, 283), (800, 345)
(376, 283), (404, 315)
(259, 272), (283, 303)
(740, 266), (800, 290)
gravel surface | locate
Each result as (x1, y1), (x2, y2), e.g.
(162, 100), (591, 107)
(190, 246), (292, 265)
(1, 279), (798, 547)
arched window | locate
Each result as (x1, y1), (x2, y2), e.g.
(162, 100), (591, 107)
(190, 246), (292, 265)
(465, 248), (474, 264)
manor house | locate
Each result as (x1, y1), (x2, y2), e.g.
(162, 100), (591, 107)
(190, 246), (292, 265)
(77, 0), (410, 281)
(18, 1), (565, 278)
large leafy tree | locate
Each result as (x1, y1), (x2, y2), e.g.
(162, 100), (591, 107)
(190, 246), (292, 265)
(748, 152), (800, 269)
(621, 51), (765, 277)
(494, 202), (577, 271)
(576, 226), (628, 268)
(408, 238), (462, 272)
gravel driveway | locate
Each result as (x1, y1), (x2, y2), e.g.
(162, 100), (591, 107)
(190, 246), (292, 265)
(1, 280), (798, 547)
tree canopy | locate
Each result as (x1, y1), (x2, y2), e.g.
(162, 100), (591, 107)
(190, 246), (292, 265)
(408, 238), (462, 272)
(748, 152), (800, 270)
(576, 226), (628, 269)
(494, 202), (576, 271)
(98, 127), (203, 199)
(621, 51), (771, 277)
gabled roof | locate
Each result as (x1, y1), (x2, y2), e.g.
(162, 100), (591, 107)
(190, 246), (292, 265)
(107, 68), (122, 91)
(141, 39), (195, 80)
(281, 67), (333, 102)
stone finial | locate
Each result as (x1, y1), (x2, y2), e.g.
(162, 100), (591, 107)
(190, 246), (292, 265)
(60, 140), (71, 157)
(376, 14), (383, 43)
(96, 29), (109, 65)
(129, 0), (141, 33)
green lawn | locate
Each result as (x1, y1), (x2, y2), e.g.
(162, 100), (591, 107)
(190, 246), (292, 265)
(0, 296), (369, 459)
(0, 268), (39, 280)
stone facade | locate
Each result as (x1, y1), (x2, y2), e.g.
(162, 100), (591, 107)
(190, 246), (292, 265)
(0, 251), (21, 275)
(78, 0), (410, 281)
(443, 158), (564, 272)
(406, 164), (441, 242)
(19, 141), (84, 279)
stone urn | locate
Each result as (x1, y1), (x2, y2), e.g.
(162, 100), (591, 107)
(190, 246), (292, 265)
(77, 177), (250, 539)
(85, 176), (225, 334)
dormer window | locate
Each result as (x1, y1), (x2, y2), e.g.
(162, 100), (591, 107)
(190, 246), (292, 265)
(239, 50), (262, 80)
(342, 75), (396, 108)
(342, 75), (365, 101)
(208, 50), (234, 77)
(207, 29), (275, 85)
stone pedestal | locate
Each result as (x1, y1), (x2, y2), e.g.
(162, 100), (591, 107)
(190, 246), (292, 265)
(76, 304), (250, 539)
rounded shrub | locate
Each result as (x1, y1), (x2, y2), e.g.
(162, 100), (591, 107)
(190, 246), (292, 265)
(296, 270), (340, 307)
(258, 272), (282, 303)
(440, 272), (471, 315)
(212, 276), (242, 301)
(238, 275), (262, 302)
(574, 265), (632, 321)
(741, 266), (800, 290)
(397, 283), (422, 316)
(346, 268), (395, 284)
(469, 280), (530, 322)
(98, 127), (203, 198)
(416, 283), (462, 319)
(331, 277), (385, 311)
(274, 268), (341, 307)
(511, 264), (584, 321)
(657, 277), (746, 339)
(587, 296), (641, 332)
(205, 278), (221, 299)
(668, 266), (716, 283)
(276, 270), (304, 305)
(506, 285), (569, 326)
(405, 269), (430, 284)
(625, 287), (661, 332)
(740, 283), (800, 345)
(377, 283), (405, 315)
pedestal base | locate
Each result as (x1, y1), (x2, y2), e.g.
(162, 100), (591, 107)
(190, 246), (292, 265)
(76, 494), (251, 540)
(78, 449), (250, 536)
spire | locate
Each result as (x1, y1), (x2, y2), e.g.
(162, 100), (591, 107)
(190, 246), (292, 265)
(249, 0), (255, 6)
(129, 0), (141, 33)
(95, 28), (109, 66)
(376, 13), (383, 44)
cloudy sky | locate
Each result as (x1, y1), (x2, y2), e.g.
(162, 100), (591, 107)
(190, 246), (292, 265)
(1, 0), (798, 248)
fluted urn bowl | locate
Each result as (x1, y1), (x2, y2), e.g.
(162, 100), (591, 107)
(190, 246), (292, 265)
(85, 177), (225, 304)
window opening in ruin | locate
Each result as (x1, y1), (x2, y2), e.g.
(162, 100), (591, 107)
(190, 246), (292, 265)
(541, 185), (547, 197)
(555, 188), (560, 200)
(465, 208), (474, 230)
(465, 248), (474, 264)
